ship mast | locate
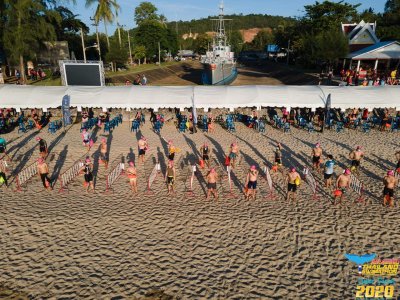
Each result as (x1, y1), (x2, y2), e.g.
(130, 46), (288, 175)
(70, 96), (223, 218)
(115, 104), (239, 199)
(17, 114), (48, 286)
(212, 1), (231, 48)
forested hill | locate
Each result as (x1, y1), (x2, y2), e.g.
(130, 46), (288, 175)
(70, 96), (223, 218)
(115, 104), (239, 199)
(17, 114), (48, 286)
(167, 14), (296, 34)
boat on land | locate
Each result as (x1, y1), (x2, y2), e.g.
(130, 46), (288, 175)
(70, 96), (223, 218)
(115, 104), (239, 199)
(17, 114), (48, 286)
(201, 2), (237, 85)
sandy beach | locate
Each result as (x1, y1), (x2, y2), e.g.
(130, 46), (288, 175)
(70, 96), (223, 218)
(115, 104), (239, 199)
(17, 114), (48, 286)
(0, 112), (399, 299)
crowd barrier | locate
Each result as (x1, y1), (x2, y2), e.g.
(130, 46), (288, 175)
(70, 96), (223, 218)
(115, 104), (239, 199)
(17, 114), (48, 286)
(350, 174), (365, 204)
(105, 162), (125, 193)
(302, 168), (318, 200)
(15, 161), (38, 191)
(185, 164), (196, 197)
(395, 170), (400, 188)
(58, 159), (84, 193)
(145, 161), (161, 195)
(262, 165), (275, 199)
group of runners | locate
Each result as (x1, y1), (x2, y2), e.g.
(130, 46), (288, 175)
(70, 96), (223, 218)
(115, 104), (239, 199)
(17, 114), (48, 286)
(0, 129), (399, 207)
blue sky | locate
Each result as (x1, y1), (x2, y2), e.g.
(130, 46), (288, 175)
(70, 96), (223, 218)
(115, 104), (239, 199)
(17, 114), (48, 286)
(71, 0), (386, 34)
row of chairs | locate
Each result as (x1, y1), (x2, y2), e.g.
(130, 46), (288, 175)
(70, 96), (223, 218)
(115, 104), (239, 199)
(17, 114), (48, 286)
(104, 115), (123, 133)
(18, 120), (35, 133)
(80, 117), (99, 132)
(48, 120), (62, 134)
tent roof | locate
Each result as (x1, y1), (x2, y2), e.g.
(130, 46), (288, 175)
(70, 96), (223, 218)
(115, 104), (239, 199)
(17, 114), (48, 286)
(347, 41), (400, 60)
(0, 85), (399, 111)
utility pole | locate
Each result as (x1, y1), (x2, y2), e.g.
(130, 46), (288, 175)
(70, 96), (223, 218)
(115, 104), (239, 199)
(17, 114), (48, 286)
(127, 29), (133, 65)
(80, 27), (86, 63)
(91, 17), (102, 61)
(158, 42), (161, 66)
(287, 39), (290, 65)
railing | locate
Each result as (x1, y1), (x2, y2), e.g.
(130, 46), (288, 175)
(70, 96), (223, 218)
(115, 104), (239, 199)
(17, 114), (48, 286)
(106, 162), (125, 192)
(15, 161), (38, 191)
(58, 159), (84, 193)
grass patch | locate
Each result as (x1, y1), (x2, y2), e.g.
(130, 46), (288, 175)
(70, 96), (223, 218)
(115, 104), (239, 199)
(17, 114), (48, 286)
(105, 61), (180, 78)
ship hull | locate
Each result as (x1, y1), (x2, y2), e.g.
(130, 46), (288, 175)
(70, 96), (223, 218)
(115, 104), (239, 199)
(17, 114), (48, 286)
(202, 62), (237, 85)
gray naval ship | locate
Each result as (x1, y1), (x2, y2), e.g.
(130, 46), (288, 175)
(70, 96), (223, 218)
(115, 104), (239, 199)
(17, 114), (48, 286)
(201, 2), (237, 85)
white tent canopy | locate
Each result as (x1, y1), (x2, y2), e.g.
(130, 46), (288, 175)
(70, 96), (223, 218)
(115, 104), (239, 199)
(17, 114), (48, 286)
(0, 85), (399, 111)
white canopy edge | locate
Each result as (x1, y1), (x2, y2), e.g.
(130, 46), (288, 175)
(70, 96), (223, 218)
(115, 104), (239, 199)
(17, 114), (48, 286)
(0, 85), (398, 111)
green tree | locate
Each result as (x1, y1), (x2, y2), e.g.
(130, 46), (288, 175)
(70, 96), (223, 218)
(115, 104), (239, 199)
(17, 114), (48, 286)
(86, 0), (120, 48)
(228, 30), (244, 53)
(193, 33), (211, 54)
(250, 30), (274, 50)
(133, 45), (146, 64)
(3, 0), (58, 82)
(303, 1), (360, 31)
(134, 1), (159, 25)
(134, 22), (178, 60)
(105, 39), (128, 66)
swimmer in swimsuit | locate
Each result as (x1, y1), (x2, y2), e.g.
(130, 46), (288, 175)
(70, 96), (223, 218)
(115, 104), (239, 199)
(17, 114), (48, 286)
(229, 142), (239, 169)
(126, 161), (137, 193)
(165, 160), (176, 195)
(383, 170), (398, 208)
(311, 143), (323, 173)
(245, 165), (259, 200)
(138, 136), (148, 163)
(36, 137), (48, 159)
(206, 168), (219, 200)
(200, 142), (211, 168)
(80, 157), (94, 192)
(286, 167), (300, 203)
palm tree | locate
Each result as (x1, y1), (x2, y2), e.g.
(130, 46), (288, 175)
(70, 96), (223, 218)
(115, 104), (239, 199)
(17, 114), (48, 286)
(86, 0), (120, 48)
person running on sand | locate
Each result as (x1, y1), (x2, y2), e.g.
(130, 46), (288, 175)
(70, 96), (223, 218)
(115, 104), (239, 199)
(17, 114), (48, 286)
(383, 170), (398, 207)
(80, 157), (94, 193)
(349, 146), (364, 175)
(81, 129), (91, 152)
(138, 136), (148, 163)
(324, 155), (335, 187)
(37, 158), (52, 190)
(334, 169), (351, 205)
(165, 160), (176, 195)
(200, 142), (211, 169)
(229, 142), (239, 169)
(99, 138), (108, 169)
(0, 160), (8, 188)
(245, 165), (259, 200)
(36, 137), (48, 159)
(0, 136), (11, 161)
(311, 143), (323, 172)
(286, 167), (300, 203)
(126, 161), (137, 193)
(206, 168), (219, 200)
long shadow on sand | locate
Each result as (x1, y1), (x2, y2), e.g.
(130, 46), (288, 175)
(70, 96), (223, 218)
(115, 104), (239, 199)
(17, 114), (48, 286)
(50, 145), (68, 186)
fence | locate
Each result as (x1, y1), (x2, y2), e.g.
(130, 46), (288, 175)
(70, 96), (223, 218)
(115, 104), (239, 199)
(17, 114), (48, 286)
(15, 161), (38, 191)
(105, 162), (125, 193)
(302, 168), (318, 200)
(262, 165), (275, 199)
(350, 174), (365, 204)
(58, 159), (84, 193)
(145, 161), (161, 195)
(395, 170), (400, 189)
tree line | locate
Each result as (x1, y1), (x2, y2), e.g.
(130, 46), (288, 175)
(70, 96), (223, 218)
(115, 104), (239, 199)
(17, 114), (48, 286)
(0, 0), (399, 82)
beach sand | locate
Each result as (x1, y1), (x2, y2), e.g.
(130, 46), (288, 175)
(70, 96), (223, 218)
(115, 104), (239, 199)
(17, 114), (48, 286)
(0, 113), (399, 299)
